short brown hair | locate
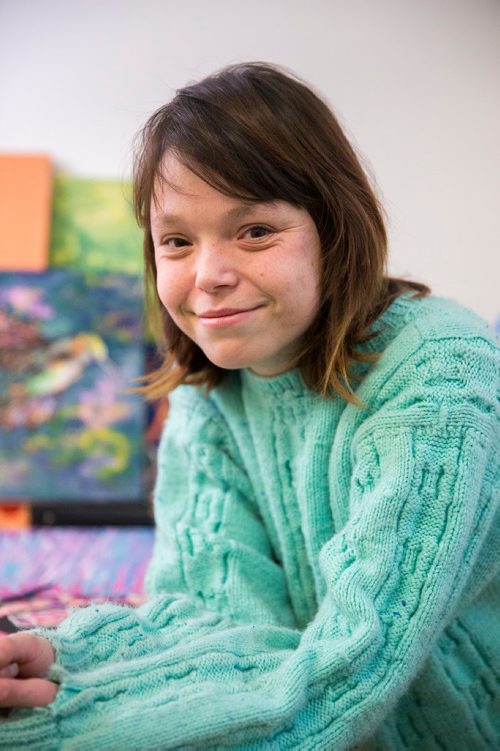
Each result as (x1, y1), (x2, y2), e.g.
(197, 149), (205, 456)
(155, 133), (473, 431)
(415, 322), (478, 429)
(133, 62), (428, 401)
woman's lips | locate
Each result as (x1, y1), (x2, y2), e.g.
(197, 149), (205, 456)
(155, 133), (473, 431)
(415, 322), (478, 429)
(197, 306), (262, 328)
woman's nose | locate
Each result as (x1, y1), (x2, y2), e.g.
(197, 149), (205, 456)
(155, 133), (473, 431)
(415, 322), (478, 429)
(194, 244), (239, 292)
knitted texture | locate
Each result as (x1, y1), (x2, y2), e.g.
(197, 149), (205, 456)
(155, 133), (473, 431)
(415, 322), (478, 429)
(2, 294), (499, 750)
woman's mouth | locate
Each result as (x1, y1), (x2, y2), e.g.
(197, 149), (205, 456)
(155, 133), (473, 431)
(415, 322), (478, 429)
(197, 306), (262, 328)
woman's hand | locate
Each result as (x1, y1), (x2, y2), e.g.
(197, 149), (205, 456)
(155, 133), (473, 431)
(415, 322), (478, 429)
(0, 633), (59, 708)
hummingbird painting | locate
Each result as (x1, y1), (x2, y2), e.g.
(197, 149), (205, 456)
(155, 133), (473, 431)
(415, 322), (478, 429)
(1, 310), (111, 429)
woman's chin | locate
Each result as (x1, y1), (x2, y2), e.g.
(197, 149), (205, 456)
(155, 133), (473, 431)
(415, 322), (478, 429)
(202, 348), (290, 376)
(204, 353), (251, 371)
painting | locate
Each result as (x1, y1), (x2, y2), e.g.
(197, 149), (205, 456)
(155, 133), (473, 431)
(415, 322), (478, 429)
(0, 269), (145, 501)
(49, 175), (143, 275)
(0, 526), (153, 632)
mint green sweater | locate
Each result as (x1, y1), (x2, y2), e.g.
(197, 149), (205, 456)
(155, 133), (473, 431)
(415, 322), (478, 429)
(2, 294), (499, 749)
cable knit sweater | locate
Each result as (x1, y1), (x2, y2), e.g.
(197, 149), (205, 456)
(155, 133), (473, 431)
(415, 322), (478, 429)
(2, 293), (499, 750)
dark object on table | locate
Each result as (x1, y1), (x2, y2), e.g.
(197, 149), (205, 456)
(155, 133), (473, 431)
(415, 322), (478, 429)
(31, 500), (153, 526)
(0, 615), (19, 633)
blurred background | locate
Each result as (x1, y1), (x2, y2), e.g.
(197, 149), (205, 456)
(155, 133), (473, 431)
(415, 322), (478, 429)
(1, 0), (499, 320)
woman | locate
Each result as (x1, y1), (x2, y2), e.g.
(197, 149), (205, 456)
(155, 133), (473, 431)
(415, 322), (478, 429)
(1, 62), (498, 750)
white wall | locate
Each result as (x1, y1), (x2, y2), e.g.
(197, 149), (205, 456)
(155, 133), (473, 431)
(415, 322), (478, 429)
(1, 0), (499, 322)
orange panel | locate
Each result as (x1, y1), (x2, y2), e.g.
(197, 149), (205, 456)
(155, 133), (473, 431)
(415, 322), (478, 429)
(0, 154), (53, 271)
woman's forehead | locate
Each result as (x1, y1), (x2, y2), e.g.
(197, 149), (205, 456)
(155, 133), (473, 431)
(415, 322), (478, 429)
(151, 155), (284, 216)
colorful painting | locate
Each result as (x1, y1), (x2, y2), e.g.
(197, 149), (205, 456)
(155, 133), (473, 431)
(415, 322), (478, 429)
(49, 175), (144, 275)
(0, 526), (153, 599)
(0, 270), (145, 501)
(0, 526), (153, 632)
(0, 587), (146, 633)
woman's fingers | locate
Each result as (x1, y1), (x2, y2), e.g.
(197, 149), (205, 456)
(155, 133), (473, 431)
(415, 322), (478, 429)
(0, 637), (58, 708)
(0, 676), (59, 708)
(0, 663), (19, 678)
(0, 633), (55, 678)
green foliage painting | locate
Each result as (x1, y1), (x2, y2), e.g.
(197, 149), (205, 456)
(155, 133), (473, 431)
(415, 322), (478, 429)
(49, 176), (144, 275)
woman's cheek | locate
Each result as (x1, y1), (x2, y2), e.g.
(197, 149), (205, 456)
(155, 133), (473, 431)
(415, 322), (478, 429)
(156, 269), (175, 310)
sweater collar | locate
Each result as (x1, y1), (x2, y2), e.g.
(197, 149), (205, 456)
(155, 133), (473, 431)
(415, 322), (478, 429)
(240, 367), (307, 397)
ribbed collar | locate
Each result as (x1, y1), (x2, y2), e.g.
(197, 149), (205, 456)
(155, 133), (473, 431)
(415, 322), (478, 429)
(240, 367), (307, 398)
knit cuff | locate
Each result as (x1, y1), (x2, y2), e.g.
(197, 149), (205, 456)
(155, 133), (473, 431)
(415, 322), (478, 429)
(32, 593), (228, 675)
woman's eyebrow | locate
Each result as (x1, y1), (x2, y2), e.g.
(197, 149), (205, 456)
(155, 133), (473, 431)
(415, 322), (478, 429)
(151, 201), (279, 230)
(223, 202), (279, 220)
(150, 212), (186, 230)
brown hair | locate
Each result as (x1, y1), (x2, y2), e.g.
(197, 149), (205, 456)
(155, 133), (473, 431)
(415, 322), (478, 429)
(133, 62), (429, 402)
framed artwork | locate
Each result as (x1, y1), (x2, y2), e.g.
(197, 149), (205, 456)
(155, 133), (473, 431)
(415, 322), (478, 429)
(0, 269), (145, 502)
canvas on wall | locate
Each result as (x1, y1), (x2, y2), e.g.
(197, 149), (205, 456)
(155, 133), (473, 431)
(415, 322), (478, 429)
(0, 154), (53, 271)
(0, 269), (145, 501)
(48, 176), (143, 275)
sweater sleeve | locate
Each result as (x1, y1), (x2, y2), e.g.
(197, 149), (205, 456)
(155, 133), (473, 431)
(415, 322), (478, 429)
(2, 334), (498, 750)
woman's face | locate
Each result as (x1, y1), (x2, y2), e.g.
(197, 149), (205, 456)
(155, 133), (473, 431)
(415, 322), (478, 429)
(150, 153), (322, 376)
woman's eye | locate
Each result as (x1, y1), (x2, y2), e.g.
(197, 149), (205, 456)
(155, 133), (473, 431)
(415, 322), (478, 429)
(163, 237), (190, 249)
(243, 226), (272, 240)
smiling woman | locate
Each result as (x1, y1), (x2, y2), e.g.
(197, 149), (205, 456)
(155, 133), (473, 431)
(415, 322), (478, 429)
(150, 155), (322, 376)
(1, 63), (499, 751)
